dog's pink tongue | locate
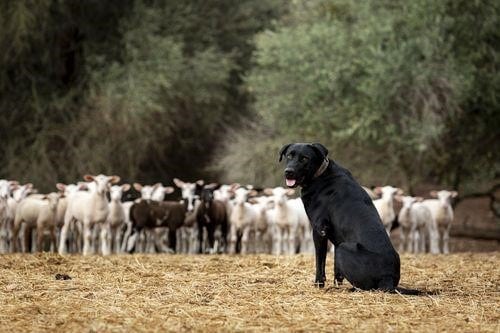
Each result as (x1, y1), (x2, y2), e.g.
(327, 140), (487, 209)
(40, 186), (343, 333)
(286, 178), (296, 187)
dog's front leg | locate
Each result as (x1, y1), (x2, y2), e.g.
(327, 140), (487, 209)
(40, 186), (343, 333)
(313, 229), (328, 288)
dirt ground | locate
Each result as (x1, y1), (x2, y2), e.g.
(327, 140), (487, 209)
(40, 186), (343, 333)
(0, 252), (499, 332)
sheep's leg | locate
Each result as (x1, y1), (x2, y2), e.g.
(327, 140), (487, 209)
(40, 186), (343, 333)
(419, 227), (426, 253)
(241, 227), (250, 255)
(443, 225), (451, 254)
(255, 230), (262, 253)
(24, 226), (32, 253)
(0, 219), (7, 253)
(398, 227), (406, 253)
(58, 219), (69, 255)
(11, 218), (22, 252)
(49, 226), (57, 253)
(427, 217), (440, 254)
(101, 224), (110, 256)
(288, 226), (297, 255)
(121, 222), (132, 253)
(82, 223), (92, 256)
(36, 224), (45, 253)
(273, 227), (283, 255)
(229, 225), (238, 254)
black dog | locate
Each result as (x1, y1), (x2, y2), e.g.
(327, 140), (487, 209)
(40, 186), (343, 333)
(280, 142), (420, 294)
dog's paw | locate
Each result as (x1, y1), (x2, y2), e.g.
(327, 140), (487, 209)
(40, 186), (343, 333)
(314, 280), (325, 288)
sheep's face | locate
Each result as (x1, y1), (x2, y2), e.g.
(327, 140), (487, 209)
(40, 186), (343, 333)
(400, 196), (417, 210)
(174, 178), (203, 212)
(234, 188), (249, 205)
(83, 174), (120, 195)
(110, 185), (123, 201)
(214, 185), (233, 202)
(279, 143), (329, 188)
(151, 184), (174, 202)
(431, 190), (458, 204)
(264, 187), (294, 206)
(46, 192), (60, 211)
(13, 184), (33, 202)
(380, 186), (403, 199)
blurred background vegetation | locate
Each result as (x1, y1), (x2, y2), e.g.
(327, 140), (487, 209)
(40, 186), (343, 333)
(0, 0), (498, 194)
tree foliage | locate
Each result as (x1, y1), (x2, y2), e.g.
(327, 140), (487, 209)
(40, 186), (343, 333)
(215, 0), (500, 192)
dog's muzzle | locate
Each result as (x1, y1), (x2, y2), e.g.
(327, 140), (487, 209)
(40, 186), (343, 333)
(284, 168), (298, 187)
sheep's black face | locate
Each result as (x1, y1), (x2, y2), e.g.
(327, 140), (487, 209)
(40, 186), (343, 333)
(279, 143), (328, 188)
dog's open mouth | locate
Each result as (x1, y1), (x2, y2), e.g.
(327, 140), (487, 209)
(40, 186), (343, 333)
(285, 178), (297, 187)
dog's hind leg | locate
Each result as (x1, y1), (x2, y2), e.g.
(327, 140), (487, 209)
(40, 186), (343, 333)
(334, 242), (395, 291)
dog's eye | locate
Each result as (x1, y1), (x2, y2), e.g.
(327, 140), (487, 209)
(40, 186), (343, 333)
(299, 156), (309, 163)
(286, 153), (293, 160)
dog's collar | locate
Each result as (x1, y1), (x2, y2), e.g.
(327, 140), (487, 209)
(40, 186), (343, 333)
(314, 158), (329, 178)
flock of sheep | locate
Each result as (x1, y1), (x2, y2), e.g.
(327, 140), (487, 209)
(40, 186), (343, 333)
(0, 175), (457, 256)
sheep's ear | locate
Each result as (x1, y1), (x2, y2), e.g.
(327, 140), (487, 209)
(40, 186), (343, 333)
(205, 183), (219, 190)
(286, 189), (296, 196)
(25, 183), (33, 189)
(164, 186), (175, 194)
(56, 183), (66, 192)
(374, 187), (383, 195)
(430, 190), (438, 198)
(133, 183), (143, 191)
(229, 183), (240, 192)
(196, 180), (205, 186)
(263, 188), (274, 196)
(396, 188), (404, 196)
(83, 175), (94, 182)
(248, 190), (259, 197)
(450, 191), (458, 198)
(173, 178), (184, 188)
(153, 182), (162, 190)
(279, 143), (292, 162)
(309, 143), (329, 160)
(109, 175), (120, 184)
(416, 197), (424, 202)
(121, 184), (131, 192)
(248, 198), (258, 204)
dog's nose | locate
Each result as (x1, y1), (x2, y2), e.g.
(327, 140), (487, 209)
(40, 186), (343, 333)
(285, 168), (295, 178)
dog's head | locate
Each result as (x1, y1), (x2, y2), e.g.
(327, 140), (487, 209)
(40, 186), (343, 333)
(279, 143), (329, 188)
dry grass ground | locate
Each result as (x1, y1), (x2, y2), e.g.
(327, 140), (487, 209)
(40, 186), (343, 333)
(0, 253), (499, 332)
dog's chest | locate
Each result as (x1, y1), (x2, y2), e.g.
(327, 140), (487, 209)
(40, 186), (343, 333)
(301, 193), (332, 236)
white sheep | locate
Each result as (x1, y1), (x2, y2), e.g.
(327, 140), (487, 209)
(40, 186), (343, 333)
(249, 196), (274, 253)
(101, 184), (130, 255)
(373, 186), (403, 234)
(229, 186), (257, 254)
(173, 178), (204, 254)
(11, 192), (60, 252)
(264, 187), (305, 255)
(398, 196), (439, 254)
(58, 174), (120, 255)
(0, 180), (18, 253)
(422, 190), (457, 254)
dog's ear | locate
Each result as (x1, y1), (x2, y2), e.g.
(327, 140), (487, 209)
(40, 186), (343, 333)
(279, 144), (292, 162)
(309, 143), (328, 160)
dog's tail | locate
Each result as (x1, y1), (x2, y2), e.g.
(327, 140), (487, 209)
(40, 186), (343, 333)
(394, 286), (425, 296)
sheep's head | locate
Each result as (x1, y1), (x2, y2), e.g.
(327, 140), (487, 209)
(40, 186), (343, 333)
(174, 178), (204, 212)
(110, 184), (131, 201)
(375, 186), (403, 199)
(0, 180), (18, 199)
(151, 183), (174, 202)
(83, 174), (120, 195)
(264, 187), (295, 206)
(44, 192), (60, 211)
(430, 190), (458, 204)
